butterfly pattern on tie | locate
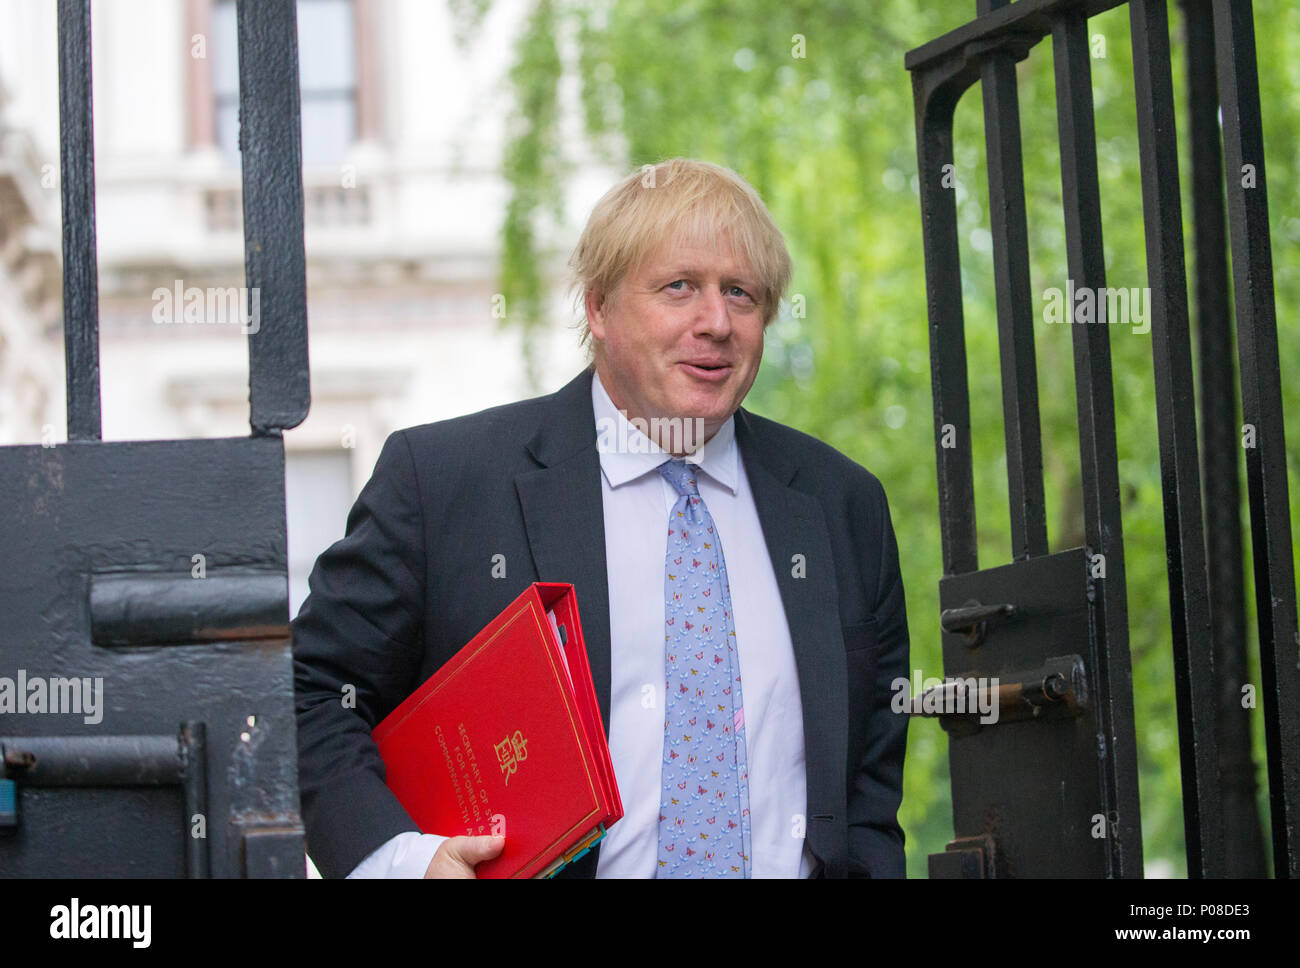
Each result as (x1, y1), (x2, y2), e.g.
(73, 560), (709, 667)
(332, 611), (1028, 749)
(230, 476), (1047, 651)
(655, 458), (752, 877)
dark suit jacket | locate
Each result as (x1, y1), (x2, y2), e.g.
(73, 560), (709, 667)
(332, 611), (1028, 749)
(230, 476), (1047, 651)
(293, 369), (909, 878)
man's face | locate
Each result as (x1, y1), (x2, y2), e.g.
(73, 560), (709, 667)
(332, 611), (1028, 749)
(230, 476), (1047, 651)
(586, 239), (766, 449)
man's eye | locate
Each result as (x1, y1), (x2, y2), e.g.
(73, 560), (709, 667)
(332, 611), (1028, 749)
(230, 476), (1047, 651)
(728, 286), (754, 300)
(666, 280), (688, 291)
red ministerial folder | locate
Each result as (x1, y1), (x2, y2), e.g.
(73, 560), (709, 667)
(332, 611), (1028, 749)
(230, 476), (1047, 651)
(372, 582), (623, 878)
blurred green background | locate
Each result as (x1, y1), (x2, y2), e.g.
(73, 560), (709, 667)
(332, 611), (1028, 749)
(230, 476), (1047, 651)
(473, 0), (1300, 876)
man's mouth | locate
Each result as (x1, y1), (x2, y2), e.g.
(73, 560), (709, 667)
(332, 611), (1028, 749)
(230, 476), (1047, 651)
(680, 360), (732, 380)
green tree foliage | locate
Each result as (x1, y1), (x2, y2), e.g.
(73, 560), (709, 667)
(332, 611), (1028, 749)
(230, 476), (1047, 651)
(468, 0), (1300, 877)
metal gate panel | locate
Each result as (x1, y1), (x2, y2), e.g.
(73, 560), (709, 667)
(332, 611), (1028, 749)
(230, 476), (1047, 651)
(908, 0), (1143, 878)
(908, 0), (1299, 877)
(1, 0), (310, 877)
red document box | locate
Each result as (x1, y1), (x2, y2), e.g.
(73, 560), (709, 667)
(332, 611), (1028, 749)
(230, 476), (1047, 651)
(373, 582), (623, 878)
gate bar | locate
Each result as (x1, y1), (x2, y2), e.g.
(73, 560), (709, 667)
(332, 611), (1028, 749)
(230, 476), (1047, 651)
(1183, 0), (1267, 877)
(1051, 10), (1142, 877)
(180, 721), (210, 878)
(906, 0), (1128, 75)
(1129, 0), (1224, 877)
(978, 0), (1049, 561)
(1211, 0), (1300, 878)
(236, 0), (311, 434)
(56, 0), (101, 442)
(912, 61), (981, 577)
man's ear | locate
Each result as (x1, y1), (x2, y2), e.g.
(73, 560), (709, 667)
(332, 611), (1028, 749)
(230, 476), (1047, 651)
(585, 288), (608, 341)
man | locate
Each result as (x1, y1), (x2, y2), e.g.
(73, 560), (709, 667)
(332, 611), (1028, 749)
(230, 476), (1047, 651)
(293, 158), (909, 878)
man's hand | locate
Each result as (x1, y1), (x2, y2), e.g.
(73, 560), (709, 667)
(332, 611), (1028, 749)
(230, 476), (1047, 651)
(423, 835), (506, 878)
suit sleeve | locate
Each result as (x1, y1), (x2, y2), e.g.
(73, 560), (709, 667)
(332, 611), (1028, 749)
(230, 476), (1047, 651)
(292, 430), (428, 879)
(846, 476), (909, 878)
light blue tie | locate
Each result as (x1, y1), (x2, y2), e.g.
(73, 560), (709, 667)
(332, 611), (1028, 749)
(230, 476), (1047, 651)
(656, 458), (751, 877)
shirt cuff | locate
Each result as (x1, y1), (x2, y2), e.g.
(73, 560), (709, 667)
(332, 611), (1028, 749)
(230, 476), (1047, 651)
(346, 831), (448, 879)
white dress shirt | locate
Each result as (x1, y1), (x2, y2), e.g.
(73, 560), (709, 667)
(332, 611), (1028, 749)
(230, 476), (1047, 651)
(590, 374), (815, 878)
(348, 373), (816, 878)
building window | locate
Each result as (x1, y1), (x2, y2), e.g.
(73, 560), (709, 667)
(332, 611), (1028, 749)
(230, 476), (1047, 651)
(211, 0), (358, 169)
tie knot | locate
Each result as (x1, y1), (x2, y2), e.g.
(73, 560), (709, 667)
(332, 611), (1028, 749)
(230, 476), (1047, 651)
(658, 458), (700, 497)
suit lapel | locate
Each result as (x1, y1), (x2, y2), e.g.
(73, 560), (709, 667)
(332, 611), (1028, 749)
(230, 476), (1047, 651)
(513, 370), (612, 736)
(735, 409), (848, 878)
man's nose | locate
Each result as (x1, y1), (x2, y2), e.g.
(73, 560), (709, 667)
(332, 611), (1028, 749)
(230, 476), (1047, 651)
(692, 286), (733, 339)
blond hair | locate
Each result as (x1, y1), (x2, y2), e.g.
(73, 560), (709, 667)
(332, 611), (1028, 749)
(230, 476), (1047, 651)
(568, 159), (792, 352)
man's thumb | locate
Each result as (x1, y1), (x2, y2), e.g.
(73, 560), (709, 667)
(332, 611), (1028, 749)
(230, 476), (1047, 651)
(455, 835), (506, 867)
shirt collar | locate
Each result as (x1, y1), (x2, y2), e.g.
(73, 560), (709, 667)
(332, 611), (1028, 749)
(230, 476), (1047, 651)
(591, 370), (738, 494)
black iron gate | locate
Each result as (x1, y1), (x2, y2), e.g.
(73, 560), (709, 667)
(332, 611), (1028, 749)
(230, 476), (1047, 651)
(0, 0), (309, 876)
(907, 0), (1299, 878)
